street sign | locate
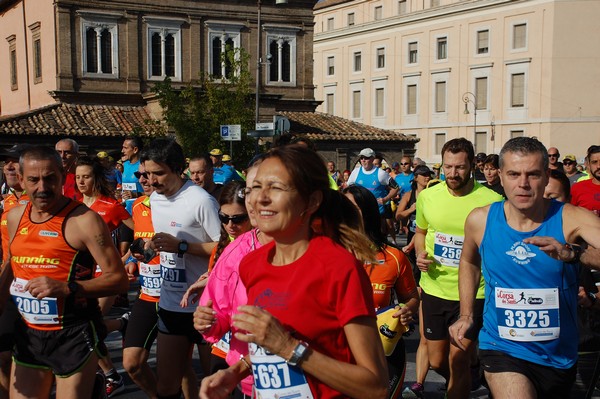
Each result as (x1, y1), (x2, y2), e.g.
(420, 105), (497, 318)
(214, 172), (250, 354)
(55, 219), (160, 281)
(256, 122), (274, 131)
(220, 125), (241, 141)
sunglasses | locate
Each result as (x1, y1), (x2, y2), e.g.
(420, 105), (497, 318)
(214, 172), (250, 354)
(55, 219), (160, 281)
(134, 171), (148, 179)
(548, 154), (559, 158)
(400, 163), (410, 166)
(218, 212), (249, 225)
(563, 160), (574, 165)
(359, 156), (371, 160)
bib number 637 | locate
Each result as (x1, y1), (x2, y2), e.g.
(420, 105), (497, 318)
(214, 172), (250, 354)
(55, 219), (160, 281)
(504, 309), (550, 328)
(254, 363), (291, 389)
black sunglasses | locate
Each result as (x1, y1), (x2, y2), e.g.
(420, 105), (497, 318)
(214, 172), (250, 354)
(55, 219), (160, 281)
(400, 162), (410, 166)
(563, 160), (574, 165)
(218, 212), (249, 225)
(134, 171), (148, 179)
(548, 154), (559, 158)
(359, 156), (371, 160)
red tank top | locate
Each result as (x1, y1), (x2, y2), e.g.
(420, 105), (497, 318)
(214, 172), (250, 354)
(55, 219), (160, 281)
(10, 200), (99, 330)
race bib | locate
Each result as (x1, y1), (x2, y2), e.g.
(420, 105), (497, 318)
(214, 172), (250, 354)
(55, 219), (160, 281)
(214, 331), (231, 354)
(495, 287), (560, 342)
(139, 263), (162, 297)
(248, 343), (314, 399)
(122, 183), (137, 192)
(433, 232), (464, 267)
(408, 215), (416, 233)
(160, 253), (187, 291)
(10, 278), (59, 325)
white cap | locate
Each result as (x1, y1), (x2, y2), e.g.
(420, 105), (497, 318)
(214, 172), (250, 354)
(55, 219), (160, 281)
(359, 148), (375, 158)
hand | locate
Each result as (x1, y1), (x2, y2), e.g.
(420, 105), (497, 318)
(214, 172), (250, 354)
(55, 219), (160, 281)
(180, 272), (209, 307)
(124, 262), (137, 281)
(416, 251), (433, 272)
(449, 316), (473, 351)
(193, 300), (217, 333)
(523, 236), (575, 262)
(392, 304), (413, 326)
(152, 232), (179, 253)
(199, 368), (239, 399)
(232, 305), (296, 358)
(377, 198), (385, 205)
(402, 241), (414, 254)
(25, 277), (69, 299)
(121, 190), (133, 201)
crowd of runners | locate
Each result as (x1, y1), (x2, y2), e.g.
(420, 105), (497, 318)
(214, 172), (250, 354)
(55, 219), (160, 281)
(0, 134), (599, 399)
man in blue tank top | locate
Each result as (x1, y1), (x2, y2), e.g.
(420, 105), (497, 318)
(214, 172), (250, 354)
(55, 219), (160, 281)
(450, 137), (600, 399)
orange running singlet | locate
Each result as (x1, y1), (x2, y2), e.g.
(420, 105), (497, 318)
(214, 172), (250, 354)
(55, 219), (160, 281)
(10, 200), (99, 330)
(132, 196), (160, 303)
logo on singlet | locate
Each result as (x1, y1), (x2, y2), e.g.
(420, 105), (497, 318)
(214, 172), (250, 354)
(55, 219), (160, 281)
(505, 241), (537, 265)
(39, 230), (59, 238)
(19, 228), (28, 235)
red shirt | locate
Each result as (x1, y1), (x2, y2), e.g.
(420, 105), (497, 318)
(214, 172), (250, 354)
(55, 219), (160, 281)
(89, 195), (131, 233)
(571, 179), (600, 216)
(132, 196), (160, 303)
(240, 236), (375, 399)
(63, 173), (83, 201)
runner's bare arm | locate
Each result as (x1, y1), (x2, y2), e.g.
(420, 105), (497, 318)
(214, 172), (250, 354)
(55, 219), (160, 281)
(66, 208), (128, 297)
(449, 207), (487, 350)
(0, 205), (25, 311)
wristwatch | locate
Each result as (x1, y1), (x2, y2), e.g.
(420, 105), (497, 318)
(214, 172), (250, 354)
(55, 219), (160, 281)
(177, 240), (189, 258)
(67, 281), (80, 297)
(286, 341), (309, 367)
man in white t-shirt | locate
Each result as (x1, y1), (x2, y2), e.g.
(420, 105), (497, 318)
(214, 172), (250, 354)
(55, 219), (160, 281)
(141, 138), (221, 399)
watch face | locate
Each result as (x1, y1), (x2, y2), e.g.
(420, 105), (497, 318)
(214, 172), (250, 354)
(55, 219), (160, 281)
(179, 241), (188, 252)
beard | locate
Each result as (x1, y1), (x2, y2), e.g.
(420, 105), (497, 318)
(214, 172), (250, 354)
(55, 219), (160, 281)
(446, 175), (470, 191)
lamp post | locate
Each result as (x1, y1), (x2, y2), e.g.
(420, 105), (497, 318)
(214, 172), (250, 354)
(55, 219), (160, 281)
(462, 91), (477, 135)
(255, 0), (287, 127)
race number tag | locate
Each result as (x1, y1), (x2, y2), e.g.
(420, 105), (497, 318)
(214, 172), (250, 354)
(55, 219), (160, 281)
(248, 343), (314, 399)
(213, 331), (231, 354)
(495, 287), (560, 342)
(160, 253), (187, 291)
(139, 263), (162, 297)
(433, 232), (464, 267)
(122, 183), (137, 192)
(10, 278), (59, 325)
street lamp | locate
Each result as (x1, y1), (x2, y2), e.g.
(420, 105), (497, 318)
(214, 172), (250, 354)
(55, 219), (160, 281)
(462, 91), (477, 135)
(255, 0), (288, 126)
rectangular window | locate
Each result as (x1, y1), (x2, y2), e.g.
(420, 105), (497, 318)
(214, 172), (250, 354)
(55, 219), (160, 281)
(374, 6), (383, 20)
(511, 130), (524, 138)
(375, 88), (384, 117)
(10, 48), (17, 90)
(347, 13), (355, 26)
(353, 52), (362, 72)
(511, 73), (525, 107)
(407, 84), (417, 114)
(477, 30), (489, 54)
(327, 56), (334, 76)
(513, 23), (527, 49)
(326, 93), (334, 114)
(437, 37), (447, 60)
(398, 0), (407, 14)
(408, 42), (418, 64)
(81, 17), (119, 77)
(435, 133), (446, 155)
(33, 39), (42, 81)
(265, 26), (298, 85)
(475, 132), (487, 154)
(146, 18), (183, 81)
(475, 77), (488, 110)
(327, 18), (334, 31)
(435, 81), (446, 113)
(352, 90), (361, 118)
(376, 48), (385, 68)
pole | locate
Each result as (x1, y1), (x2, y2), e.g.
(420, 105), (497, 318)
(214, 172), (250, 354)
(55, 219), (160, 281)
(255, 0), (261, 126)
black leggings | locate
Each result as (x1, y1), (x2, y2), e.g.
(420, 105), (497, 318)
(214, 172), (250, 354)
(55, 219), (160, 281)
(387, 338), (407, 399)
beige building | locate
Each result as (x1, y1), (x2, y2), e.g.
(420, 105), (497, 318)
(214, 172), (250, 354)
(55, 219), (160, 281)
(314, 0), (600, 164)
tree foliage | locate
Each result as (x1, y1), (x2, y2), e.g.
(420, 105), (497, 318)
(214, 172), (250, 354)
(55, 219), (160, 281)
(152, 48), (258, 167)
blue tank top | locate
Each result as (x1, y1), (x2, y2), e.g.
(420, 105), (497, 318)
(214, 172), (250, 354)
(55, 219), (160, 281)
(479, 200), (578, 369)
(356, 167), (388, 214)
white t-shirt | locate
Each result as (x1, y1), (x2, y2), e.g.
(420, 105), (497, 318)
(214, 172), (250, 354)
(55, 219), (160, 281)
(150, 180), (221, 312)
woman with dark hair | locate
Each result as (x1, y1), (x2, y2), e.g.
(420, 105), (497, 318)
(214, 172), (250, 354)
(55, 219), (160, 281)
(482, 154), (506, 197)
(200, 145), (388, 399)
(342, 185), (419, 399)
